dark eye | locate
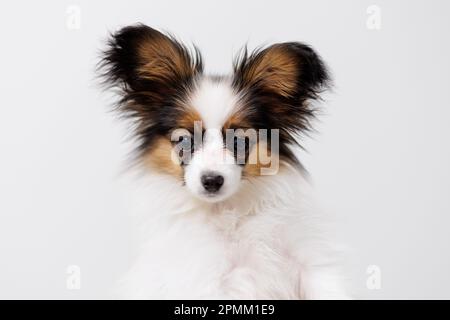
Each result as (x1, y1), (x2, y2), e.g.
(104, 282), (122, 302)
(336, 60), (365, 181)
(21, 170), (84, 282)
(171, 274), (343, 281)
(179, 134), (192, 148)
(177, 134), (194, 165)
(233, 136), (241, 149)
(233, 136), (250, 165)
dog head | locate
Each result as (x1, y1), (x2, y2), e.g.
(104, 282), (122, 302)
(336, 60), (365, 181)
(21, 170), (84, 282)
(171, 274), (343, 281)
(100, 24), (330, 202)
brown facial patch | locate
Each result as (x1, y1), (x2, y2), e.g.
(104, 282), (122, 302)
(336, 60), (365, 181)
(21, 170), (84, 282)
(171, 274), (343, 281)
(176, 107), (203, 131)
(223, 108), (252, 131)
(143, 107), (203, 179)
(143, 137), (183, 178)
(242, 140), (279, 176)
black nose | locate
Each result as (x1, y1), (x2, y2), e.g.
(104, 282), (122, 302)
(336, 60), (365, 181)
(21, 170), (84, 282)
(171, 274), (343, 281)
(201, 173), (224, 193)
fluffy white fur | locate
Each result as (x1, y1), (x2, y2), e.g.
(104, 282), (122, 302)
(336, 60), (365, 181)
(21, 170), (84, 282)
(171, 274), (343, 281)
(114, 78), (349, 300)
(116, 166), (349, 299)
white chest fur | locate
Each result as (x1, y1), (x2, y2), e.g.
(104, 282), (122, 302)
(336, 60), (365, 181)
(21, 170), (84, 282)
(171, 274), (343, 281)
(116, 168), (349, 299)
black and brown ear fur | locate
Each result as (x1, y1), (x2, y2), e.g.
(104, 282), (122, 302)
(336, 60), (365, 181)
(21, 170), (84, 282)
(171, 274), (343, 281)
(98, 24), (203, 152)
(232, 42), (331, 166)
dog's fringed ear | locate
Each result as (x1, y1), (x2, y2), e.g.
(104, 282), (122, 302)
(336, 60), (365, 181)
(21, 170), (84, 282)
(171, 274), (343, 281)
(99, 24), (203, 114)
(232, 42), (330, 132)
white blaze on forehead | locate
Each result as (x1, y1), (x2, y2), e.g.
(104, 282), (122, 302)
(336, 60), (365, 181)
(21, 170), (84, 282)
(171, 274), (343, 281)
(189, 77), (240, 129)
(183, 77), (243, 203)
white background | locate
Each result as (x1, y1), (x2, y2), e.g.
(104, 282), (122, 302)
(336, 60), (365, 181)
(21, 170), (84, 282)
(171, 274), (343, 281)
(1, 0), (449, 299)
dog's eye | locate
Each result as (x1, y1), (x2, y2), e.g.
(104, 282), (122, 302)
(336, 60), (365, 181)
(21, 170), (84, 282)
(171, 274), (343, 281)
(233, 136), (250, 165)
(234, 136), (248, 149)
(177, 134), (194, 165)
(179, 135), (192, 148)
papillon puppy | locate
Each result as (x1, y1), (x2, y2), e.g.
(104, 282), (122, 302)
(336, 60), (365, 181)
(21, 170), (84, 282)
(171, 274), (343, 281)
(100, 24), (349, 299)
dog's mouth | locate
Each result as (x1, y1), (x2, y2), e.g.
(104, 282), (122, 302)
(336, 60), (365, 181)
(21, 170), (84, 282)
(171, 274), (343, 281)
(199, 190), (225, 202)
(191, 187), (233, 203)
